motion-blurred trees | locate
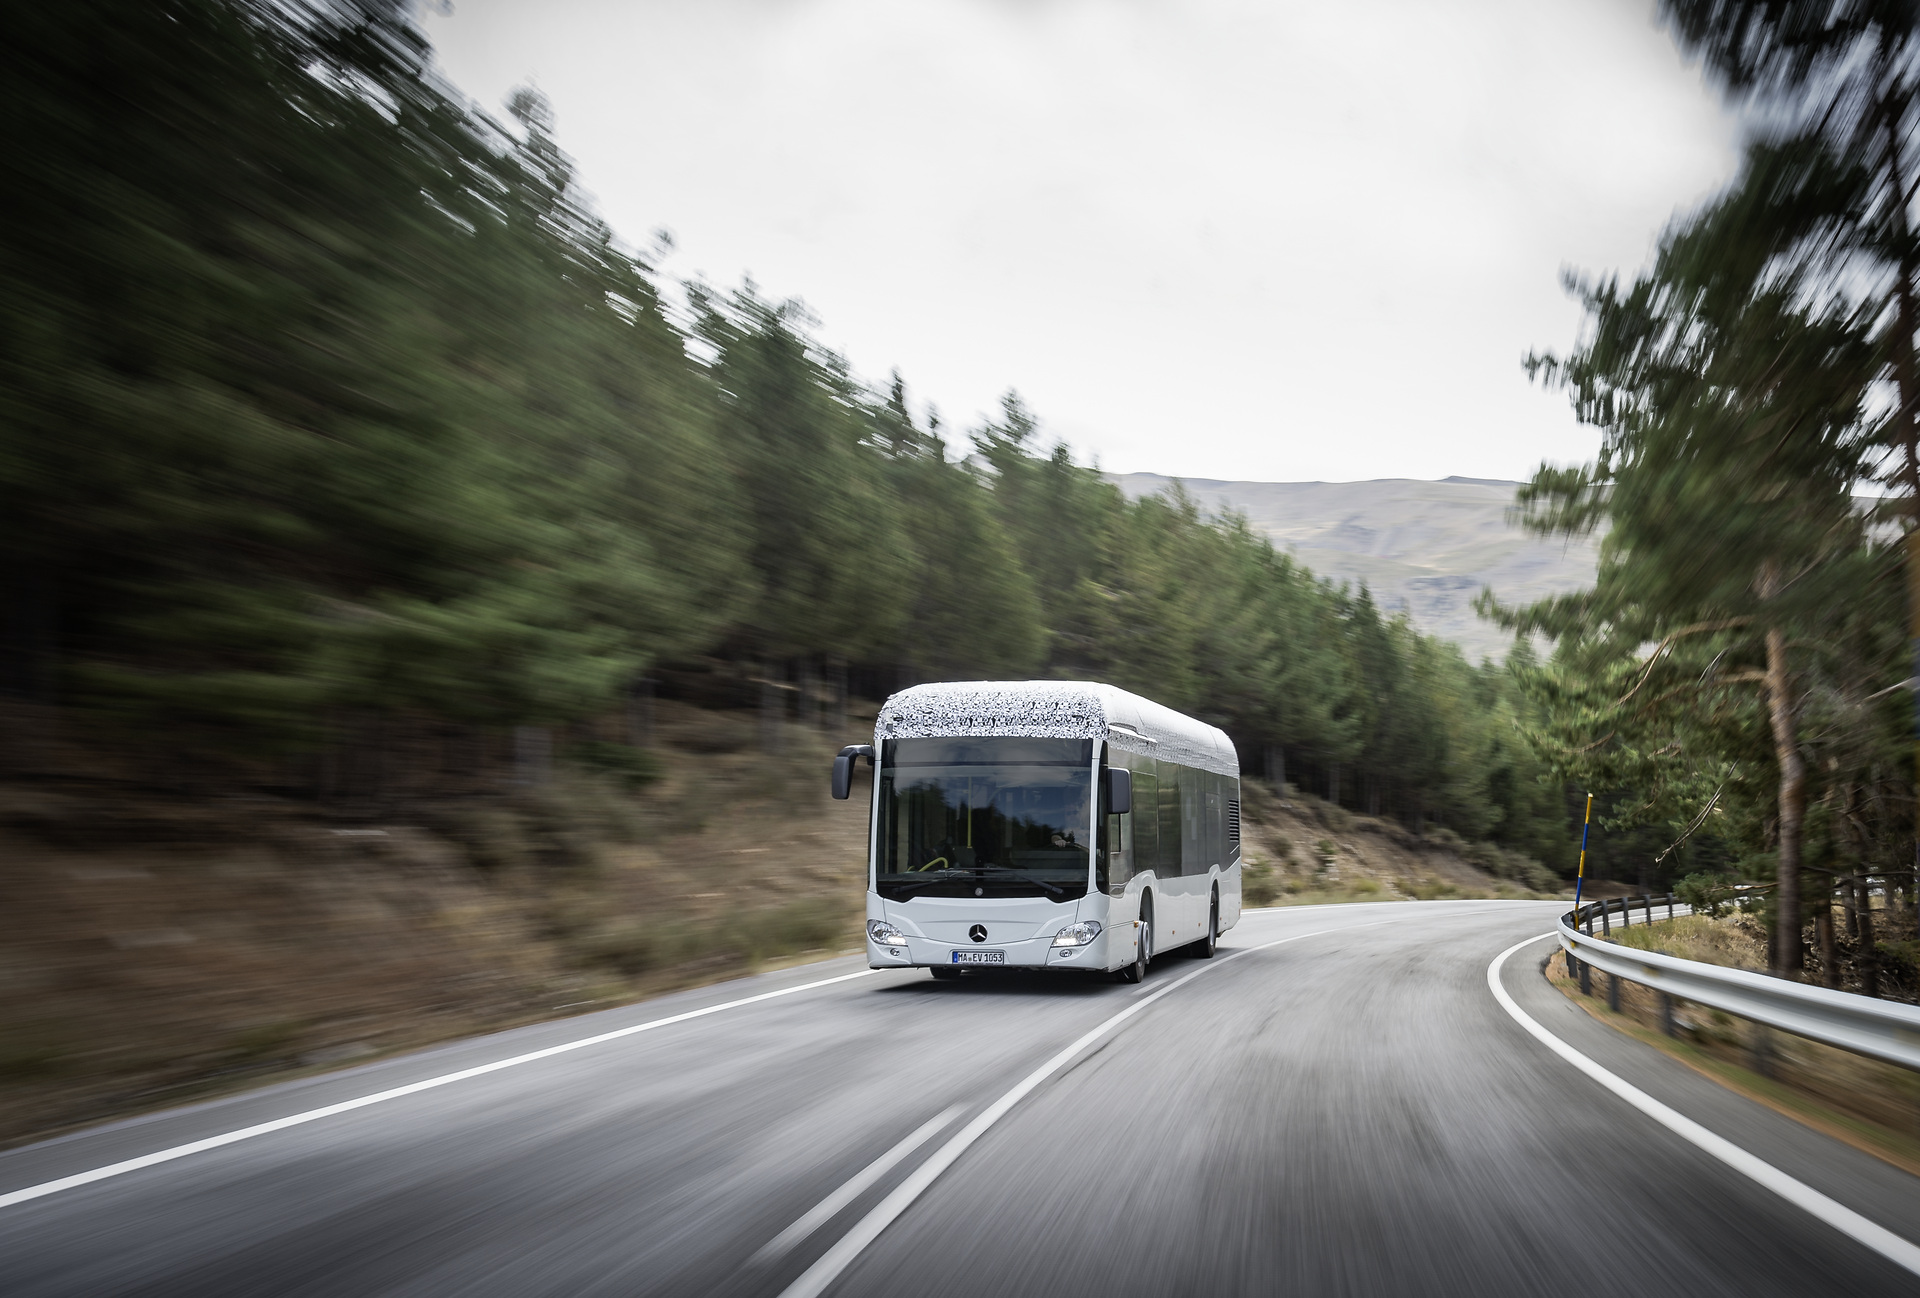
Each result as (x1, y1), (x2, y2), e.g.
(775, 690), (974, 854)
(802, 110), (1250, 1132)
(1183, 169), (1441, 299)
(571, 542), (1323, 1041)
(0, 0), (1574, 874)
(1494, 0), (1920, 969)
(1, 0), (745, 752)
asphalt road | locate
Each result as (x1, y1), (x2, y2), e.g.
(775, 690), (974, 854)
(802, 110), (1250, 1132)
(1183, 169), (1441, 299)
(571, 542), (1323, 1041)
(3, 901), (1916, 1297)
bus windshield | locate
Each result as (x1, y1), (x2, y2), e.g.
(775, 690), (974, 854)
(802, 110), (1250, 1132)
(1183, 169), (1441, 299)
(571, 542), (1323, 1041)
(878, 738), (1091, 901)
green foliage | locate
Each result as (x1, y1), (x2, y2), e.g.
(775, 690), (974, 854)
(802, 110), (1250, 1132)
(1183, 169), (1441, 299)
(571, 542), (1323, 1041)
(1491, 3), (1920, 963)
(570, 741), (661, 791)
(1675, 872), (1742, 920)
(1, 0), (1581, 871)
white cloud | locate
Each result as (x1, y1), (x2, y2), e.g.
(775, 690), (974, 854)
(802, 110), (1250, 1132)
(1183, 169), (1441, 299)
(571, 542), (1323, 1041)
(424, 0), (1740, 482)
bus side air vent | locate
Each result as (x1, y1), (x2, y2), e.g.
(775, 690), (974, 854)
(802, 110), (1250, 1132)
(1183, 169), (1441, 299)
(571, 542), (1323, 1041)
(1227, 800), (1241, 844)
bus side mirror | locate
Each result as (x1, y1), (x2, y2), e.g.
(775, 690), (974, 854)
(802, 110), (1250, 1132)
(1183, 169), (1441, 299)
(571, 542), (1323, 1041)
(1104, 766), (1132, 815)
(832, 745), (875, 800)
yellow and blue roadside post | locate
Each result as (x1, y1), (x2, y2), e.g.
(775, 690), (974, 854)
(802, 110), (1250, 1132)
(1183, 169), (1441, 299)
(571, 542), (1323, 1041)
(1571, 793), (1593, 995)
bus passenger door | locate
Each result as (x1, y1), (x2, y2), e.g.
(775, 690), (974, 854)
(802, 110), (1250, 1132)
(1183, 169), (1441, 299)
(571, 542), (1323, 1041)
(1165, 764), (1204, 944)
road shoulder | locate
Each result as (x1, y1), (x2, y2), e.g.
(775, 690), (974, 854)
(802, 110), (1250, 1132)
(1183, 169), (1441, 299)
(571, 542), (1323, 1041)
(1498, 933), (1920, 1250)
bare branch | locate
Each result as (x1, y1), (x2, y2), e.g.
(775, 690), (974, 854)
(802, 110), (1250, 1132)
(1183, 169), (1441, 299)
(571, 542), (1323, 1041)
(1613, 619), (1754, 707)
(1655, 784), (1725, 864)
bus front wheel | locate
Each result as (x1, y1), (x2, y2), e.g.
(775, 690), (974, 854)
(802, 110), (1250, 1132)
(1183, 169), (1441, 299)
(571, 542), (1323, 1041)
(1117, 900), (1153, 984)
(1198, 890), (1218, 959)
(930, 966), (962, 981)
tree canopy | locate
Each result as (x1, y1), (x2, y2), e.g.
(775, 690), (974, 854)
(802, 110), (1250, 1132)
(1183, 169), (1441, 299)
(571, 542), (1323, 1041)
(1492, 0), (1920, 972)
(1, 0), (1575, 876)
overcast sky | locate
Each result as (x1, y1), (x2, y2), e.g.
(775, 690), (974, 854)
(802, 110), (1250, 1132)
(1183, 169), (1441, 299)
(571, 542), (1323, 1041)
(422, 0), (1742, 484)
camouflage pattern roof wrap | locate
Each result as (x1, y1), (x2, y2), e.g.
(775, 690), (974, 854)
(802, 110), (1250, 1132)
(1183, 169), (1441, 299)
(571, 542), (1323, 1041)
(875, 681), (1239, 778)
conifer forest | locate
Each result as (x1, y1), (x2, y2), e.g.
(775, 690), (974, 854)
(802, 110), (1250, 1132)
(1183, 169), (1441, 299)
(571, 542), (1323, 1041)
(5, 0), (1920, 986)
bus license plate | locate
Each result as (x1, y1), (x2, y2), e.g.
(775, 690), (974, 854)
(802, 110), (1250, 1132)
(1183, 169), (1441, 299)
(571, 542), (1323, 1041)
(952, 950), (1005, 965)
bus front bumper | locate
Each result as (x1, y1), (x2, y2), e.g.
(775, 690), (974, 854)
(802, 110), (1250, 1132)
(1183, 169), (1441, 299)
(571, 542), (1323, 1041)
(867, 931), (1113, 971)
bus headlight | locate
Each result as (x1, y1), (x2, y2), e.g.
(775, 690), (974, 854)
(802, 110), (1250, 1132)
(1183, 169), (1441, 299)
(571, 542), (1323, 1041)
(868, 920), (908, 946)
(1052, 921), (1102, 947)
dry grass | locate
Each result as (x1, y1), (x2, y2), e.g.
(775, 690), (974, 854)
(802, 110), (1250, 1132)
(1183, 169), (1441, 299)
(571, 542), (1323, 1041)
(0, 700), (874, 1147)
(1609, 913), (1769, 972)
(1237, 780), (1567, 908)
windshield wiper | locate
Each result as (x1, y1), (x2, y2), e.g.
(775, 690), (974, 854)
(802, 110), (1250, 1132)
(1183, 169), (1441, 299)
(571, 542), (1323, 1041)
(967, 866), (1070, 897)
(881, 869), (973, 893)
(881, 867), (1071, 898)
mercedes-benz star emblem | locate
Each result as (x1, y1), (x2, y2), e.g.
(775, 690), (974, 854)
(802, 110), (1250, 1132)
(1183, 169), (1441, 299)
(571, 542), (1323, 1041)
(968, 924), (988, 943)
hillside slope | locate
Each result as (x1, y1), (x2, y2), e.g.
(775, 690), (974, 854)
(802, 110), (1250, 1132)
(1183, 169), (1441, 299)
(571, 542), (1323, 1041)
(1110, 473), (1600, 661)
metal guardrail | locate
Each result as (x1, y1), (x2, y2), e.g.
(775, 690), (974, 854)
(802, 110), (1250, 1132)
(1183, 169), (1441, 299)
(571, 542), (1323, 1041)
(1557, 895), (1920, 1072)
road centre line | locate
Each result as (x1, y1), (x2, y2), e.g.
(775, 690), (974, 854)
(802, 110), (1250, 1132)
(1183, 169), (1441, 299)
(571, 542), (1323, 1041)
(774, 922), (1389, 1298)
(0, 968), (879, 1212)
(1488, 934), (1920, 1280)
(752, 1105), (966, 1265)
(775, 905), (1526, 1297)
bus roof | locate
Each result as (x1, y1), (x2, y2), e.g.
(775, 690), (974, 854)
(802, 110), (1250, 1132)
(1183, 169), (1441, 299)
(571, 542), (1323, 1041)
(874, 681), (1239, 778)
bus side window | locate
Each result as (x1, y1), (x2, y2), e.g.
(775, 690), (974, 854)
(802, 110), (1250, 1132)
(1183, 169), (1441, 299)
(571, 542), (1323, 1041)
(1157, 762), (1182, 877)
(1181, 765), (1205, 876)
(1204, 776), (1223, 870)
(1134, 769), (1159, 877)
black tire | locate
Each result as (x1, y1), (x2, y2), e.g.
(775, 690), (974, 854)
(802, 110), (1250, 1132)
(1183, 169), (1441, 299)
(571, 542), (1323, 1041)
(1116, 896), (1153, 983)
(930, 966), (962, 981)
(1198, 890), (1218, 958)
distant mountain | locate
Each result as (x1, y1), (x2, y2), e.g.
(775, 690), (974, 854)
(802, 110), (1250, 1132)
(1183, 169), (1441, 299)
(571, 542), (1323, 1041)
(1109, 474), (1600, 662)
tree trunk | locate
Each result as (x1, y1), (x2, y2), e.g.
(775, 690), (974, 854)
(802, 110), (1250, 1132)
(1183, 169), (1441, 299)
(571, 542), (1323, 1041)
(759, 660), (784, 755)
(1816, 906), (1836, 989)
(627, 676), (655, 748)
(1836, 783), (1880, 995)
(798, 656), (820, 730)
(1857, 874), (1881, 998)
(1879, 86), (1920, 946)
(513, 725), (550, 786)
(1760, 562), (1804, 976)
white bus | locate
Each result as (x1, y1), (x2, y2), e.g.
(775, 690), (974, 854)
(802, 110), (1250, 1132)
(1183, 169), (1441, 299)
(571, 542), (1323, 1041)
(832, 681), (1242, 982)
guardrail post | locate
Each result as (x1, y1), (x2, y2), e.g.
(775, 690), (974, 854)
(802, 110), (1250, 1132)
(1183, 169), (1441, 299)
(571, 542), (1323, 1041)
(1601, 902), (1611, 936)
(1666, 893), (1675, 921)
(1607, 970), (1620, 1012)
(1584, 906), (1594, 936)
(1659, 991), (1675, 1037)
(1644, 895), (1654, 925)
(1751, 1024), (1774, 1078)
(1621, 898), (1632, 930)
(1578, 957), (1591, 996)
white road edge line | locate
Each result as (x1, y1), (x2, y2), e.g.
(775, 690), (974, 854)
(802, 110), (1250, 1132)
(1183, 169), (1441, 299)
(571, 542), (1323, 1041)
(0, 968), (879, 1212)
(1488, 933), (1920, 1280)
(752, 1105), (967, 1265)
(775, 926), (1351, 1298)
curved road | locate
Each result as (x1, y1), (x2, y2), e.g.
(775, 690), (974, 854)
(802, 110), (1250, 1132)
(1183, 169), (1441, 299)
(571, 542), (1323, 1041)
(2, 902), (1915, 1296)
